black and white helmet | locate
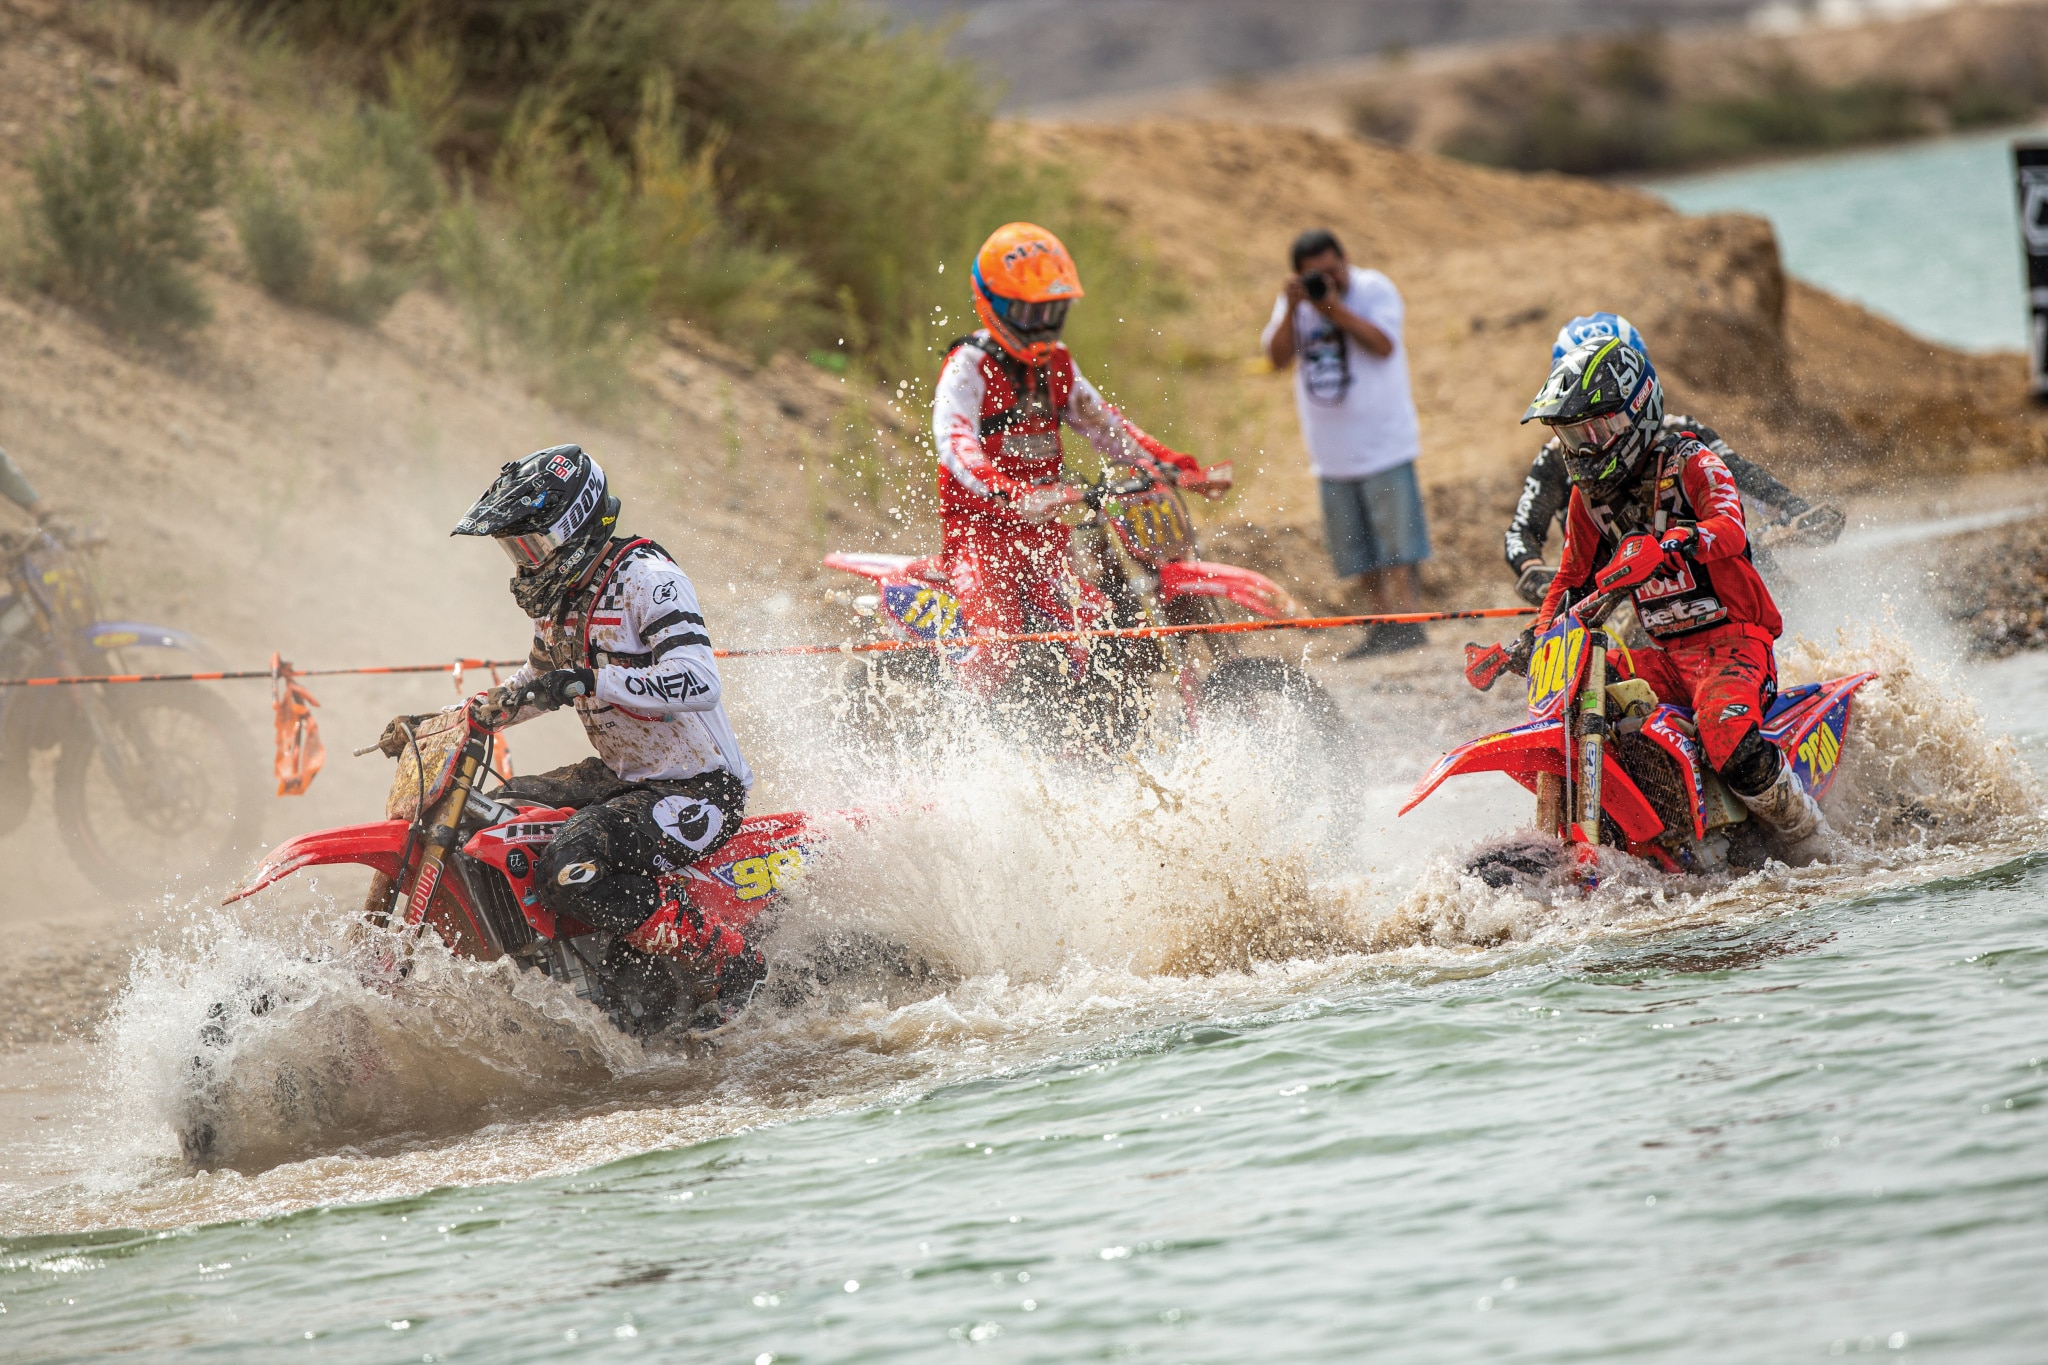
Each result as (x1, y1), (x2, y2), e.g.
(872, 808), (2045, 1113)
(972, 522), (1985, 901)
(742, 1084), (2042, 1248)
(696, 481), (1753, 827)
(454, 445), (621, 617)
(1521, 337), (1664, 503)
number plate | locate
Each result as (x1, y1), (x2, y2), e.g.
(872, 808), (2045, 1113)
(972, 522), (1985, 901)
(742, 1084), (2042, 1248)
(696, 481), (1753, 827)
(1525, 620), (1587, 722)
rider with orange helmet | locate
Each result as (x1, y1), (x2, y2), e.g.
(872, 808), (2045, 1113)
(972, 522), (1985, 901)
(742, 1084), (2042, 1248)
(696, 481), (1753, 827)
(934, 222), (1217, 698)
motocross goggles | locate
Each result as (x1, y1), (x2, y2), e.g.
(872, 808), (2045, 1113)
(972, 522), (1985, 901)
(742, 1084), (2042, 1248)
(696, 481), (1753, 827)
(978, 279), (1071, 337)
(1548, 409), (1636, 459)
(495, 527), (571, 571)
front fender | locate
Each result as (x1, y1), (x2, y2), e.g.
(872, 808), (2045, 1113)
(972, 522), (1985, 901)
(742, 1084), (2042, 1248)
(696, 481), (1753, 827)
(223, 820), (411, 904)
(1400, 720), (1664, 843)
(80, 620), (209, 655)
(1158, 560), (1296, 619)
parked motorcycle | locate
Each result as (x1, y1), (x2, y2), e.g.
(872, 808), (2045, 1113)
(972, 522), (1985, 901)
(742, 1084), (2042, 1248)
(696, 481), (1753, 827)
(824, 463), (1346, 753)
(0, 522), (261, 898)
(1401, 584), (1872, 884)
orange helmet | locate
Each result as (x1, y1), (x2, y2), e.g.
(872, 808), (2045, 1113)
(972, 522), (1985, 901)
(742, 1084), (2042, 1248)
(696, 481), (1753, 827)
(971, 222), (1083, 364)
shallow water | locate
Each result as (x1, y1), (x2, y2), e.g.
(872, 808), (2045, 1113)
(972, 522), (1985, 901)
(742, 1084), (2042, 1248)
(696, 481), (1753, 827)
(4, 620), (2048, 1360)
(1651, 124), (2045, 352)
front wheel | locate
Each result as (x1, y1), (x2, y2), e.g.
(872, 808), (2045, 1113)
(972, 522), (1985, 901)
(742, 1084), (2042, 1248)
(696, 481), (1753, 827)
(54, 684), (265, 900)
(1199, 654), (1349, 755)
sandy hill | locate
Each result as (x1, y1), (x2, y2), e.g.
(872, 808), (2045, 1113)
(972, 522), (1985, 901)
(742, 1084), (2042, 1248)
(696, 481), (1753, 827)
(1031, 118), (2045, 602)
(0, 2), (2039, 916)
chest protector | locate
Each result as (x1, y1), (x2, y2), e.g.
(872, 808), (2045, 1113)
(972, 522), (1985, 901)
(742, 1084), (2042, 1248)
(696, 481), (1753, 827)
(1584, 435), (1748, 640)
(944, 336), (1074, 494)
(532, 537), (663, 673)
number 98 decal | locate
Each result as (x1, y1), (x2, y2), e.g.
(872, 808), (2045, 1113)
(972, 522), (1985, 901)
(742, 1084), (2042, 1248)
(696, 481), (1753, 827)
(729, 847), (806, 901)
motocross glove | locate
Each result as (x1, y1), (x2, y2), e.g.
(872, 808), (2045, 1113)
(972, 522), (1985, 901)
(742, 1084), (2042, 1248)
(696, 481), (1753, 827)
(375, 712), (437, 758)
(1658, 525), (1698, 558)
(1013, 485), (1080, 522)
(1785, 504), (1846, 545)
(521, 667), (595, 711)
(1594, 533), (1669, 593)
(1513, 561), (1556, 607)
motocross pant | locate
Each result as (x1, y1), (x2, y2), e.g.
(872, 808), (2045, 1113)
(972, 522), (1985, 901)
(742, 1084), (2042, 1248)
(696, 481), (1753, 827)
(942, 517), (1114, 699)
(1618, 624), (1783, 795)
(491, 758), (746, 935)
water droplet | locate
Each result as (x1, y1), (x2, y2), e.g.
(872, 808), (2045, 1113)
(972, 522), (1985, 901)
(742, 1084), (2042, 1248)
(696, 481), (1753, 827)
(614, 1324), (637, 1339)
(844, 1280), (860, 1293)
(390, 1321), (411, 1332)
(1022, 1299), (1037, 1312)
(1644, 1195), (1657, 1206)
(1475, 1296), (1494, 1311)
(1501, 1277), (1518, 1291)
(1888, 1332), (1908, 1349)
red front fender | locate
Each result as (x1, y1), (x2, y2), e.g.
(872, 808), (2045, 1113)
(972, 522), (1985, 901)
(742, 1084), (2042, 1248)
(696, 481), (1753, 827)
(223, 820), (411, 904)
(1158, 560), (1296, 619)
(1399, 721), (1665, 844)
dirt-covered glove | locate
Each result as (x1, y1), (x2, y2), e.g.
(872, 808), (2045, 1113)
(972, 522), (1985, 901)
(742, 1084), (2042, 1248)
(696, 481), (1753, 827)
(375, 713), (435, 758)
(1513, 561), (1555, 607)
(1784, 504), (1845, 546)
(1658, 524), (1698, 558)
(519, 667), (595, 711)
(1013, 484), (1081, 522)
(1595, 533), (1669, 593)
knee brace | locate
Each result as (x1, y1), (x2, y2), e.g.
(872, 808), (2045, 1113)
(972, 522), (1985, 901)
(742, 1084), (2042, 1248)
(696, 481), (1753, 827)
(1717, 726), (1783, 799)
(535, 804), (659, 934)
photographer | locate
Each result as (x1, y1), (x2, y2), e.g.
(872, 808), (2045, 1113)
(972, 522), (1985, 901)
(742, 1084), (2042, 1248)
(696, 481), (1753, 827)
(1262, 228), (1432, 657)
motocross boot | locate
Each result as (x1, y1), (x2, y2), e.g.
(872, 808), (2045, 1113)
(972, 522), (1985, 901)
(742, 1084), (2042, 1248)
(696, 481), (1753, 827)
(1737, 759), (1831, 865)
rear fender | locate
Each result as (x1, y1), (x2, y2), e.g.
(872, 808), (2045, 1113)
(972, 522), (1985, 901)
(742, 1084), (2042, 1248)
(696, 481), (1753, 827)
(224, 820), (411, 904)
(1157, 560), (1295, 619)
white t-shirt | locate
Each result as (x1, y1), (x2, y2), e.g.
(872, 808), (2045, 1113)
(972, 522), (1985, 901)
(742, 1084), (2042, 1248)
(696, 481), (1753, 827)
(1261, 266), (1421, 480)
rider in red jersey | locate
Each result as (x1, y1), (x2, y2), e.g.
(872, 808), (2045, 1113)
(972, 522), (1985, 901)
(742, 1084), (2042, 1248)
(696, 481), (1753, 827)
(1524, 334), (1830, 861)
(933, 221), (1218, 698)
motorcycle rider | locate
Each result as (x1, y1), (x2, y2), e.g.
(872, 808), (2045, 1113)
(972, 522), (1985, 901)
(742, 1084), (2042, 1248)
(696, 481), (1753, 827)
(403, 445), (752, 944)
(1505, 313), (1844, 607)
(1521, 336), (1831, 861)
(933, 221), (1220, 698)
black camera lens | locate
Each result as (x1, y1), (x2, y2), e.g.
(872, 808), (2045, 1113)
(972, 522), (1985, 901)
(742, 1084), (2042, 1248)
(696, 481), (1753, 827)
(1303, 271), (1329, 301)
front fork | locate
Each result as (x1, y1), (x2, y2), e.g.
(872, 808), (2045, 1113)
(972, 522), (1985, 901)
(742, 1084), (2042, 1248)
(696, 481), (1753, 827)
(1570, 641), (1609, 882)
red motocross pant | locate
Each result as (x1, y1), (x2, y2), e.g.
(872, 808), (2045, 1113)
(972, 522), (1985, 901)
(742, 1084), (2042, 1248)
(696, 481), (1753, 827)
(1617, 624), (1778, 772)
(943, 517), (1113, 699)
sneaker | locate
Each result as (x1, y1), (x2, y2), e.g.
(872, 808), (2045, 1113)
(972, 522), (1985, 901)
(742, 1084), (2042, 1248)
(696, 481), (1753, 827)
(1340, 621), (1428, 659)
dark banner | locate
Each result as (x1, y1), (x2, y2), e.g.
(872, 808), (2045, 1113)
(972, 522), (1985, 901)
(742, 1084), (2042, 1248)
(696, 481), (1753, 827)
(2014, 142), (2048, 398)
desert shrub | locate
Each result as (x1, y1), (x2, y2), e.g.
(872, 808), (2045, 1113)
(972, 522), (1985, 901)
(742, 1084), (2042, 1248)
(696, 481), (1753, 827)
(439, 76), (813, 407)
(236, 175), (317, 301)
(28, 89), (238, 334)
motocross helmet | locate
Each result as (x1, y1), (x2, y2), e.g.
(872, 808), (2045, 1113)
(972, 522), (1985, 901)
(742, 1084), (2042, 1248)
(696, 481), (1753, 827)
(1551, 311), (1645, 362)
(453, 445), (621, 617)
(971, 222), (1084, 365)
(1522, 336), (1664, 503)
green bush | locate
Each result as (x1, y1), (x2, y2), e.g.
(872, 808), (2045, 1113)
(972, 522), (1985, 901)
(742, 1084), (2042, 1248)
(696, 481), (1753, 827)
(28, 89), (237, 334)
(236, 176), (317, 301)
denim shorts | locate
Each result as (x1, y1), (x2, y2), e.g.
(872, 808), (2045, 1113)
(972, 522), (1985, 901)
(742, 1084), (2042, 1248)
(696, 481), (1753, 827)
(1319, 461), (1432, 578)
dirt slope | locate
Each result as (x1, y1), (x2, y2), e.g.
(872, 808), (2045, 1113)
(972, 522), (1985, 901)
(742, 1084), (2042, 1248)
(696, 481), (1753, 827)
(1031, 118), (2046, 605)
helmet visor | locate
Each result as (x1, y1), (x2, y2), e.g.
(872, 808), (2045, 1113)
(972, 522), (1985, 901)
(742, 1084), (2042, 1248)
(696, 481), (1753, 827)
(1548, 409), (1636, 458)
(988, 294), (1070, 335)
(496, 527), (569, 571)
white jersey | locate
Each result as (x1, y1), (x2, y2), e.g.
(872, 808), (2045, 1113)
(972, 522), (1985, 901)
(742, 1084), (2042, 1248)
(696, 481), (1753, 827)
(503, 543), (753, 788)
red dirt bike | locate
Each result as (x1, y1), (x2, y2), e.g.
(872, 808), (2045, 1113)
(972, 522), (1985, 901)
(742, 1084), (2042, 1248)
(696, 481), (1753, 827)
(824, 462), (1345, 753)
(1400, 584), (1873, 885)
(224, 707), (832, 1037)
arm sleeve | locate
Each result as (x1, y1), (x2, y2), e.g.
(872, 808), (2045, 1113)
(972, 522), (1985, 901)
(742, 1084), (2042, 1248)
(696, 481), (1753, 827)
(484, 642), (549, 730)
(1350, 271), (1405, 343)
(1535, 491), (1600, 631)
(1064, 366), (1201, 480)
(932, 344), (1022, 502)
(0, 448), (40, 511)
(1678, 448), (1750, 563)
(1504, 444), (1567, 570)
(592, 559), (724, 715)
(1259, 293), (1292, 355)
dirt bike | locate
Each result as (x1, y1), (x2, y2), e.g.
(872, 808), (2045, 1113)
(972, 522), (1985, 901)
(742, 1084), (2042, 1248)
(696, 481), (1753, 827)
(823, 462), (1346, 754)
(0, 522), (262, 898)
(1400, 583), (1873, 886)
(223, 705), (834, 1041)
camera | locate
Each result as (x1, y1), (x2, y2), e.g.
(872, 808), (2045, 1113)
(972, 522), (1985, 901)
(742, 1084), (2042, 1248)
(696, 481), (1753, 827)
(1303, 270), (1330, 301)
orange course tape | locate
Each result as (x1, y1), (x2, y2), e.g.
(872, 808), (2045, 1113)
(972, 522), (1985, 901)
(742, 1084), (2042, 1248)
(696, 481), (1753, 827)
(270, 654), (327, 798)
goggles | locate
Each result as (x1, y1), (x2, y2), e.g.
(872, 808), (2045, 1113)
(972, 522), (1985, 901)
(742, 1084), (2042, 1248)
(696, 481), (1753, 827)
(986, 292), (1070, 335)
(1548, 409), (1635, 458)
(496, 527), (571, 571)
